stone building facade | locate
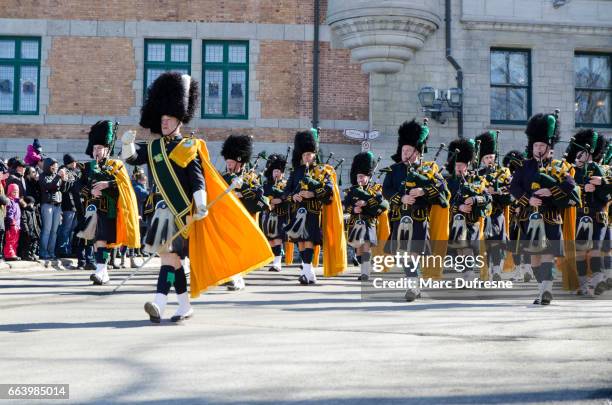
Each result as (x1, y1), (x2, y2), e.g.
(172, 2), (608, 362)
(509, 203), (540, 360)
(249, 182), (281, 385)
(329, 0), (612, 166)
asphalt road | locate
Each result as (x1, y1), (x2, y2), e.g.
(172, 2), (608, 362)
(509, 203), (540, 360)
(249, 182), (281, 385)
(1, 262), (611, 404)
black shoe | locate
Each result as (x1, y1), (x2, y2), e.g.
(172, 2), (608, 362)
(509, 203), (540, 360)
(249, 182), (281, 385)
(524, 272), (533, 283)
(90, 274), (102, 285)
(405, 289), (420, 302)
(357, 274), (369, 281)
(594, 281), (607, 296)
(492, 273), (502, 282)
(144, 302), (161, 323)
(268, 266), (281, 272)
(533, 298), (541, 305)
(4, 256), (20, 261)
(89, 274), (108, 285)
(298, 275), (309, 285)
(541, 291), (553, 305)
(170, 309), (194, 323)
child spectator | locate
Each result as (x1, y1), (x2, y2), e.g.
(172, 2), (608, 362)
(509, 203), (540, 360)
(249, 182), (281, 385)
(4, 183), (21, 261)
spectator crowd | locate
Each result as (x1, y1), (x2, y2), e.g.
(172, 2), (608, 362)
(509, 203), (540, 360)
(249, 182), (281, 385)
(0, 139), (150, 269)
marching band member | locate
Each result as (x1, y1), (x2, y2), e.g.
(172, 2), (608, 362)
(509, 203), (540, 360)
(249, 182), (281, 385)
(344, 152), (389, 281)
(121, 72), (272, 322)
(565, 129), (610, 296)
(446, 138), (492, 282)
(262, 153), (289, 272)
(509, 111), (579, 305)
(475, 131), (512, 281)
(220, 134), (265, 291)
(503, 150), (534, 282)
(284, 129), (346, 285)
(78, 120), (140, 285)
(382, 119), (449, 302)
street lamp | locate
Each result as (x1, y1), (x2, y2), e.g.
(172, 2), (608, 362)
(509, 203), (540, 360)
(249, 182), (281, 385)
(417, 86), (463, 124)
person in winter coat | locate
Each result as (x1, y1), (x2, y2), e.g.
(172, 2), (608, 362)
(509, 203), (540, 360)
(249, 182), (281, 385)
(24, 166), (41, 205)
(0, 160), (9, 259)
(24, 139), (43, 168)
(4, 183), (21, 260)
(18, 196), (40, 261)
(5, 158), (27, 200)
(38, 157), (72, 260)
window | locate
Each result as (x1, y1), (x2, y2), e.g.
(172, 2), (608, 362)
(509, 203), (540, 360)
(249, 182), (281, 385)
(575, 52), (611, 128)
(0, 37), (41, 115)
(490, 48), (531, 124)
(202, 41), (249, 119)
(144, 39), (191, 97)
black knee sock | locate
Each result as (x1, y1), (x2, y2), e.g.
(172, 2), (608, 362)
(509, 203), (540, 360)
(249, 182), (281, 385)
(95, 247), (109, 264)
(301, 248), (314, 264)
(540, 262), (554, 281)
(576, 260), (588, 277)
(156, 265), (175, 295)
(272, 245), (282, 256)
(174, 266), (187, 295)
(590, 256), (602, 274)
(532, 265), (542, 283)
(604, 255), (612, 271)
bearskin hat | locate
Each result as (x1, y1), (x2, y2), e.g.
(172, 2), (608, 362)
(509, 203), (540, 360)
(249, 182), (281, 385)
(140, 72), (199, 135)
(446, 138), (475, 173)
(525, 112), (560, 157)
(264, 153), (287, 183)
(292, 130), (318, 168)
(221, 134), (253, 163)
(475, 130), (498, 161)
(86, 120), (115, 158)
(502, 150), (525, 174)
(565, 128), (607, 164)
(350, 152), (376, 186)
(391, 119), (429, 162)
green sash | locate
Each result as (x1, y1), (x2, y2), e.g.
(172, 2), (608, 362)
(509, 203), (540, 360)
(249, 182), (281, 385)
(148, 138), (192, 229)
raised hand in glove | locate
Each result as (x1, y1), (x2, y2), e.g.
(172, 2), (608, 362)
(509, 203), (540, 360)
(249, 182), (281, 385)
(193, 189), (208, 220)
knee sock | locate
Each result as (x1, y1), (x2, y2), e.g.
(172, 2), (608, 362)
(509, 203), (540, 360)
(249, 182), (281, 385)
(174, 266), (187, 295)
(360, 252), (371, 276)
(95, 247), (109, 264)
(271, 245), (283, 267)
(576, 260), (588, 277)
(156, 265), (176, 295)
(540, 262), (554, 281)
(301, 248), (314, 264)
(532, 265), (542, 283)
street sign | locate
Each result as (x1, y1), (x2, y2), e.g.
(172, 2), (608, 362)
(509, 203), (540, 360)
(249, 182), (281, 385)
(343, 129), (380, 140)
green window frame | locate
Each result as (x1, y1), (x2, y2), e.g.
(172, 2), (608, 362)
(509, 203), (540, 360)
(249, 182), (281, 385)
(202, 40), (249, 119)
(143, 39), (191, 99)
(0, 36), (41, 115)
(575, 52), (611, 128)
(490, 48), (532, 125)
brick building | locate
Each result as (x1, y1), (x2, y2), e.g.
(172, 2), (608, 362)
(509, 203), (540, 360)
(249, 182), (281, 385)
(0, 0), (367, 178)
(0, 0), (611, 177)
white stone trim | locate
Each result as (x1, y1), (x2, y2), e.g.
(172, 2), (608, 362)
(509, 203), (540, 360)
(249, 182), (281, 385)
(461, 18), (612, 35)
(0, 18), (332, 42)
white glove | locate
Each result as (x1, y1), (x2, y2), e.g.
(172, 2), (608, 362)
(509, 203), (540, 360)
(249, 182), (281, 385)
(121, 130), (137, 160)
(193, 189), (208, 220)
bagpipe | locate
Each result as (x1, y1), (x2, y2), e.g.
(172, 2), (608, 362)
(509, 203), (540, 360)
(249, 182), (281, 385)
(230, 151), (270, 214)
(449, 140), (489, 244)
(346, 156), (383, 249)
(523, 132), (581, 253)
(77, 122), (121, 241)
